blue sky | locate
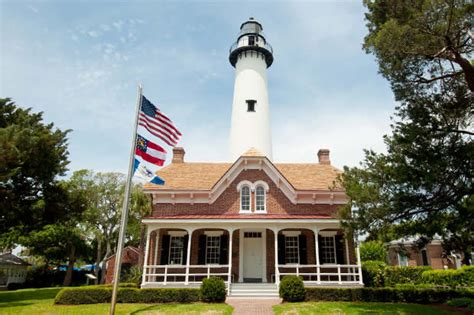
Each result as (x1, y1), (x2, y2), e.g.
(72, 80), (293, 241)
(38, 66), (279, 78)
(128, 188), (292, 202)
(1, 0), (396, 174)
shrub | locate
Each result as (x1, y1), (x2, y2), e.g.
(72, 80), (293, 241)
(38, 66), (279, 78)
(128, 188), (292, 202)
(122, 266), (142, 285)
(305, 287), (474, 304)
(384, 266), (431, 286)
(200, 277), (226, 303)
(279, 276), (305, 302)
(54, 286), (201, 305)
(422, 266), (474, 288)
(360, 241), (387, 262)
(362, 260), (386, 287)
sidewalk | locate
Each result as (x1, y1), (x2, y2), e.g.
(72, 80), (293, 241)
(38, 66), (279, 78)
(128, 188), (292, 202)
(226, 297), (282, 315)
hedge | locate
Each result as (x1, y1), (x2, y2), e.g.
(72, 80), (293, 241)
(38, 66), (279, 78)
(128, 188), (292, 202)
(384, 266), (432, 286)
(421, 266), (474, 288)
(305, 287), (474, 304)
(201, 277), (226, 303)
(54, 287), (200, 305)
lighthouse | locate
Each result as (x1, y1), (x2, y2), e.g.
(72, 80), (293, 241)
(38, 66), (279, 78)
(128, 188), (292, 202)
(229, 18), (274, 161)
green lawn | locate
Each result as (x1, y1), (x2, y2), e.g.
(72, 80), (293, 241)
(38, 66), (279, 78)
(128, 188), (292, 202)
(273, 302), (456, 315)
(0, 287), (233, 315)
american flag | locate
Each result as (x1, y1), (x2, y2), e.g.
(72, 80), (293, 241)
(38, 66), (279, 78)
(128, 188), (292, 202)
(138, 96), (182, 147)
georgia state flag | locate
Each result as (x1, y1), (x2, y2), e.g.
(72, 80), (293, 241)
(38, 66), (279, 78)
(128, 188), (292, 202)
(135, 134), (166, 166)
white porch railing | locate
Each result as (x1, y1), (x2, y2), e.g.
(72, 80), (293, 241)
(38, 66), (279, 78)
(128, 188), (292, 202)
(142, 264), (230, 285)
(277, 264), (363, 285)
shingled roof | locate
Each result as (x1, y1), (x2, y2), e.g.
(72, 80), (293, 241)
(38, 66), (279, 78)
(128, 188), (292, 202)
(144, 148), (342, 191)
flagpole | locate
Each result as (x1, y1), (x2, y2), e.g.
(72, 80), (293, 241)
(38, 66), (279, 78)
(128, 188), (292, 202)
(109, 84), (143, 315)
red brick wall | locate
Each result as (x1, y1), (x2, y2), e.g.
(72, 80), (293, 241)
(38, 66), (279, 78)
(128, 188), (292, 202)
(151, 170), (339, 217)
(105, 247), (140, 284)
(387, 243), (457, 270)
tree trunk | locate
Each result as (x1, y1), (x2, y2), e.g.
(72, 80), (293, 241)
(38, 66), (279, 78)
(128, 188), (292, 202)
(137, 223), (146, 269)
(100, 239), (112, 284)
(63, 245), (76, 286)
(94, 238), (102, 284)
(462, 250), (471, 266)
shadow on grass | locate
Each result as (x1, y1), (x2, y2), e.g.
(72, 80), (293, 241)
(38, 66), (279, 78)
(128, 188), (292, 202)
(0, 301), (35, 308)
(129, 304), (162, 314)
(341, 302), (452, 314)
(0, 287), (62, 303)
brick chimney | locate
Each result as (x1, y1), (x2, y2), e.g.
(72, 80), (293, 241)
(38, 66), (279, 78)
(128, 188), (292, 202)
(317, 149), (330, 165)
(172, 147), (185, 163)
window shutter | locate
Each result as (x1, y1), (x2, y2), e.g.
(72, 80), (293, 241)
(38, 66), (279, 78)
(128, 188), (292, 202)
(335, 235), (344, 264)
(160, 235), (170, 265)
(198, 235), (206, 265)
(318, 235), (323, 264)
(277, 234), (285, 264)
(182, 235), (189, 265)
(299, 234), (307, 264)
(219, 235), (229, 264)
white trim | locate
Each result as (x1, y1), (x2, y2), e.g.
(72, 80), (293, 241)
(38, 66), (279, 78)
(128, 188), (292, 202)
(262, 229), (267, 282)
(239, 229), (243, 282)
(319, 231), (337, 237)
(204, 231), (224, 236)
(236, 180), (253, 192)
(254, 180), (270, 192)
(282, 231), (301, 237)
(239, 184), (251, 213)
(168, 231), (187, 237)
(143, 218), (341, 224)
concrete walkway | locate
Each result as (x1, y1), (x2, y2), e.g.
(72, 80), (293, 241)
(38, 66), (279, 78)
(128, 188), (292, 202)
(226, 297), (281, 315)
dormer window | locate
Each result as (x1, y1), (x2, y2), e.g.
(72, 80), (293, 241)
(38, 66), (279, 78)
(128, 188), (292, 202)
(255, 185), (266, 212)
(246, 100), (256, 112)
(240, 185), (251, 212)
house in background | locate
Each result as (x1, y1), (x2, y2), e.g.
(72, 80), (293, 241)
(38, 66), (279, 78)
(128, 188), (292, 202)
(105, 246), (141, 284)
(138, 18), (363, 297)
(387, 237), (468, 269)
(0, 252), (30, 288)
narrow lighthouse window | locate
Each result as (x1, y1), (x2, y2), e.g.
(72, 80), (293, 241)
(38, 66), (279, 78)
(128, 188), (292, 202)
(246, 100), (256, 112)
(255, 186), (266, 211)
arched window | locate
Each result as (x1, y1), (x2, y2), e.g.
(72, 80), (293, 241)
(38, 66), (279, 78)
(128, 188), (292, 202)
(255, 185), (266, 212)
(240, 186), (251, 212)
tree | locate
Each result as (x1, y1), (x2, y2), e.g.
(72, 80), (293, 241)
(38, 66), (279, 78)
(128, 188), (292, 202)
(360, 241), (388, 262)
(20, 179), (89, 286)
(128, 184), (151, 268)
(340, 0), (473, 265)
(0, 98), (70, 248)
(364, 0), (474, 99)
(70, 170), (126, 283)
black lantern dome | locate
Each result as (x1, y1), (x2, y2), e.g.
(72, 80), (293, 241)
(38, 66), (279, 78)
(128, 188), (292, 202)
(229, 17), (274, 68)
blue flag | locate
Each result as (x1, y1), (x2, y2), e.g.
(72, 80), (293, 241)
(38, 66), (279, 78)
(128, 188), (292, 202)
(133, 158), (165, 185)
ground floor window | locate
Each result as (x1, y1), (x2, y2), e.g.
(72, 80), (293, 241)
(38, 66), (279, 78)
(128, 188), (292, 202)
(206, 236), (221, 264)
(285, 236), (299, 264)
(398, 252), (409, 267)
(321, 236), (336, 264)
(169, 236), (184, 265)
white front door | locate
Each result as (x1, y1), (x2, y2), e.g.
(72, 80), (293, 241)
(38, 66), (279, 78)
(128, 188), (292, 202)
(243, 231), (264, 281)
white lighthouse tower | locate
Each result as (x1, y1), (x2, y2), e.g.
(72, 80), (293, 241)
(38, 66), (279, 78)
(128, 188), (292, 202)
(229, 18), (274, 161)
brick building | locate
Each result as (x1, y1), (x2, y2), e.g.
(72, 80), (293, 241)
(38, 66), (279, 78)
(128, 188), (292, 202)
(139, 18), (363, 295)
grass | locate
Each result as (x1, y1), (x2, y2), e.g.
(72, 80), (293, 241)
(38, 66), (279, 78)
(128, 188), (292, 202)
(273, 302), (457, 315)
(0, 287), (233, 315)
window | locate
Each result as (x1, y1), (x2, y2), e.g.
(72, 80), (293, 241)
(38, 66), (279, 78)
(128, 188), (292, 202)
(398, 252), (408, 267)
(255, 186), (266, 211)
(240, 186), (251, 211)
(320, 236), (336, 264)
(169, 236), (184, 265)
(244, 232), (262, 238)
(246, 100), (256, 112)
(248, 36), (255, 46)
(285, 236), (299, 264)
(205, 236), (221, 264)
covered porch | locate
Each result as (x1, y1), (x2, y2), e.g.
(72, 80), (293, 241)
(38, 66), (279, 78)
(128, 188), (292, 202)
(141, 218), (363, 289)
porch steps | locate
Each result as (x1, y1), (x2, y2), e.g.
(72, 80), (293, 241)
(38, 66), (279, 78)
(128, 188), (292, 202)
(229, 283), (279, 297)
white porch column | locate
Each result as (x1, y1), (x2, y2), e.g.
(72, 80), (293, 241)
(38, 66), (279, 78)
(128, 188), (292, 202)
(355, 240), (363, 285)
(227, 228), (234, 286)
(184, 228), (195, 285)
(152, 229), (160, 282)
(141, 226), (152, 286)
(272, 228), (280, 285)
(313, 228), (321, 284)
